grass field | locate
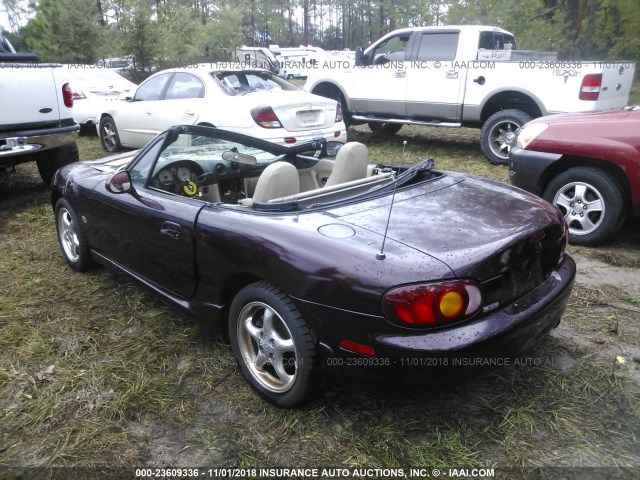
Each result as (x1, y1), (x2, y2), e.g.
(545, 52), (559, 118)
(1, 128), (639, 477)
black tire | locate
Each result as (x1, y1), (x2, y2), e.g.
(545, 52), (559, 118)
(543, 167), (625, 246)
(54, 198), (94, 271)
(36, 143), (79, 185)
(312, 85), (351, 127)
(99, 115), (122, 153)
(228, 281), (318, 407)
(480, 109), (532, 164)
(368, 122), (402, 136)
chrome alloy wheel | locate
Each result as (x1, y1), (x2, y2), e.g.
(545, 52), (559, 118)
(101, 122), (118, 150)
(553, 181), (605, 236)
(488, 119), (518, 161)
(237, 301), (298, 393)
(57, 207), (81, 263)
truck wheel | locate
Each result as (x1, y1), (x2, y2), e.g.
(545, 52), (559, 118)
(312, 85), (351, 126)
(55, 197), (95, 271)
(99, 115), (122, 152)
(368, 122), (402, 136)
(36, 143), (79, 185)
(481, 109), (531, 164)
(228, 281), (318, 407)
(543, 167), (625, 246)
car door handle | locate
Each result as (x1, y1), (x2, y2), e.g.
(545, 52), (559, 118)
(446, 70), (459, 79)
(160, 221), (182, 239)
(145, 111), (152, 116)
(395, 69), (406, 78)
(185, 110), (195, 117)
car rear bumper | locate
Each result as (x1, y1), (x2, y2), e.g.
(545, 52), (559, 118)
(234, 123), (348, 146)
(0, 124), (80, 160)
(295, 254), (576, 385)
(508, 147), (562, 194)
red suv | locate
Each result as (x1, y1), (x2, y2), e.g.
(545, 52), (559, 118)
(509, 106), (639, 245)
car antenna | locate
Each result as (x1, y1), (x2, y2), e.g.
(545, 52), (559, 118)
(376, 140), (407, 260)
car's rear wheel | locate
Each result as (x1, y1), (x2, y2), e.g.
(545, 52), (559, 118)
(480, 109), (532, 164)
(368, 122), (402, 136)
(228, 282), (318, 407)
(543, 167), (625, 246)
(312, 84), (350, 126)
(99, 115), (122, 152)
(55, 198), (94, 271)
(36, 143), (79, 185)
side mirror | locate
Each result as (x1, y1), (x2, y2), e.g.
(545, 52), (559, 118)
(326, 141), (344, 157)
(107, 170), (132, 194)
(355, 47), (367, 66)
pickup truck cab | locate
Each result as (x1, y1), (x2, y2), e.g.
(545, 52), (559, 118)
(0, 30), (80, 184)
(305, 25), (636, 164)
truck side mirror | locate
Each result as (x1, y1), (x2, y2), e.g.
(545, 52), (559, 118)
(355, 47), (366, 66)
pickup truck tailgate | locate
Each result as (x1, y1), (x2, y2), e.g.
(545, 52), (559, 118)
(1, 66), (62, 127)
(597, 63), (636, 107)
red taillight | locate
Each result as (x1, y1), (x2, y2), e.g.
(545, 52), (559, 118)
(251, 106), (282, 128)
(62, 83), (74, 108)
(339, 340), (376, 357)
(284, 137), (296, 144)
(579, 74), (602, 101)
(383, 280), (483, 326)
(335, 102), (343, 122)
(334, 131), (341, 138)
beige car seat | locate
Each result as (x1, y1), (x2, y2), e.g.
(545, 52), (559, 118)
(250, 161), (300, 203)
(324, 142), (369, 188)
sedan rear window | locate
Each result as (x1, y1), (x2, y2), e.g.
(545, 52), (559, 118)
(214, 71), (297, 96)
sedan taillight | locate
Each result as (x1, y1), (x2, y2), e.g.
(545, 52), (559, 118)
(579, 74), (602, 101)
(251, 106), (282, 128)
(62, 83), (74, 108)
(335, 102), (343, 122)
(383, 280), (483, 326)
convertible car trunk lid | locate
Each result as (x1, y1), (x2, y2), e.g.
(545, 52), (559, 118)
(329, 174), (566, 304)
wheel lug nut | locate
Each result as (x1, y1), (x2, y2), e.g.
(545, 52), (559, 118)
(570, 203), (574, 207)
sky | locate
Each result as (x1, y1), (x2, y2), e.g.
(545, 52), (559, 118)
(0, 11), (11, 32)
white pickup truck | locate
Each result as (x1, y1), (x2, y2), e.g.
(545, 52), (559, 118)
(305, 25), (636, 163)
(0, 31), (80, 184)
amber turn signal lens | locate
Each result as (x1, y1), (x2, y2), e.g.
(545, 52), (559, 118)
(383, 280), (483, 326)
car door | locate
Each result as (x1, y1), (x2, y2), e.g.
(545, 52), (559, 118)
(153, 72), (205, 130)
(86, 138), (203, 299)
(352, 32), (413, 116)
(116, 72), (173, 146)
(405, 30), (465, 122)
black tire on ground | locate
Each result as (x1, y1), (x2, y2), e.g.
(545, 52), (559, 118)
(99, 115), (122, 153)
(228, 281), (318, 407)
(54, 197), (95, 272)
(36, 143), (79, 185)
(312, 86), (351, 127)
(480, 109), (532, 164)
(543, 167), (625, 246)
(368, 122), (403, 136)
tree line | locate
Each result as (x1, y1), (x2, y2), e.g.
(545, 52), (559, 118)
(1, 0), (638, 80)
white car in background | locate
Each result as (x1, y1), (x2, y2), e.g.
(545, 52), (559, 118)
(97, 65), (347, 152)
(60, 66), (136, 127)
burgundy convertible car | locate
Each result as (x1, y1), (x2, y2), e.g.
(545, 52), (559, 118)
(51, 125), (575, 406)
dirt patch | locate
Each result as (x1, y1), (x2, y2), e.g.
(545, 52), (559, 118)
(571, 252), (640, 295)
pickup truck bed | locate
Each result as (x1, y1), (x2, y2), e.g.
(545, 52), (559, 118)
(0, 32), (80, 184)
